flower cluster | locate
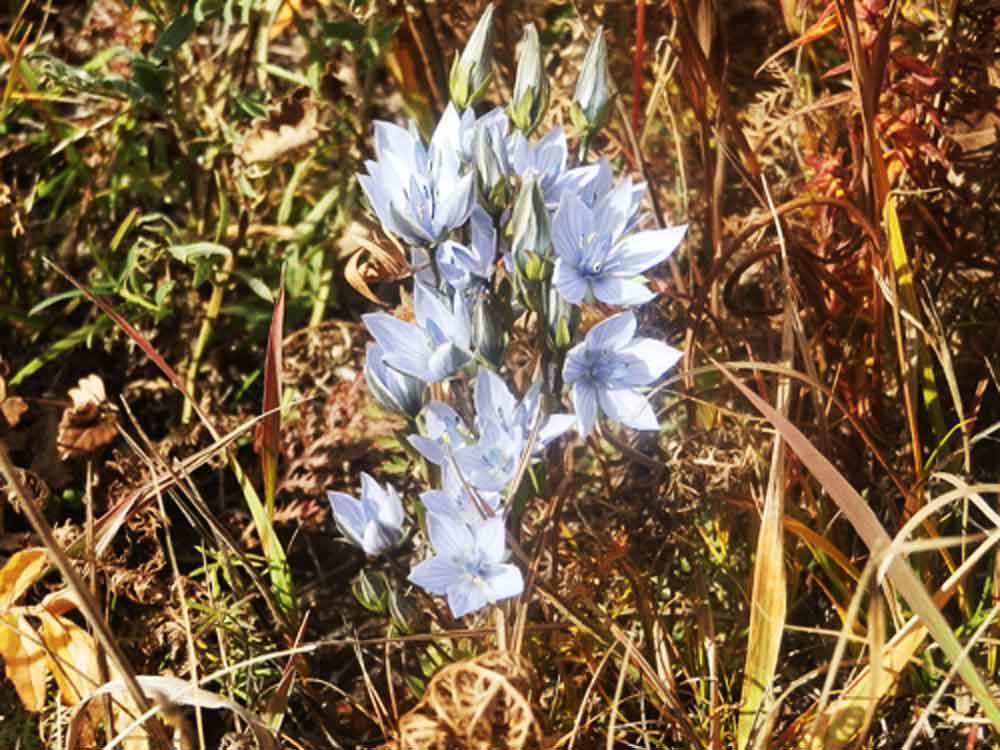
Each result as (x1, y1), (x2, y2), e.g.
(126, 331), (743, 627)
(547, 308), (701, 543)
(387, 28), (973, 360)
(328, 7), (686, 620)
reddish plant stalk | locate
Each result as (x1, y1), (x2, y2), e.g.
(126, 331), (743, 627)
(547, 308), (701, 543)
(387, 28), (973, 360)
(631, 0), (646, 137)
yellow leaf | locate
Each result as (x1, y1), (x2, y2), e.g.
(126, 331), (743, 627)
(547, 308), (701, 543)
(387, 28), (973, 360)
(38, 611), (101, 705)
(0, 547), (49, 609)
(0, 612), (49, 711)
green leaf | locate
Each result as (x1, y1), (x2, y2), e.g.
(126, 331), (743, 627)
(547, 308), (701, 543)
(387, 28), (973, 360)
(150, 13), (196, 64)
(168, 242), (232, 264)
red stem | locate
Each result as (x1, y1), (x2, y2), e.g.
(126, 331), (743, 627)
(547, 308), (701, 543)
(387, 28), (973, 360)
(631, 0), (647, 137)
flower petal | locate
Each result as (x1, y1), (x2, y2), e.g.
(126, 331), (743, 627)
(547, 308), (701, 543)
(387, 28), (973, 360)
(553, 258), (590, 305)
(572, 381), (599, 437)
(597, 388), (659, 431)
(408, 556), (460, 595)
(475, 517), (508, 564)
(426, 512), (474, 559)
(618, 338), (683, 383)
(483, 563), (524, 602)
(446, 582), (489, 618)
(585, 311), (636, 352)
(363, 313), (428, 363)
(606, 225), (687, 276)
(591, 276), (656, 306)
(327, 492), (366, 548)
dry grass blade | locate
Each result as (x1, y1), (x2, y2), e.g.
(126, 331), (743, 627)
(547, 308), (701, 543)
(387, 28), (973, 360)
(70, 675), (276, 750)
(712, 360), (1000, 733)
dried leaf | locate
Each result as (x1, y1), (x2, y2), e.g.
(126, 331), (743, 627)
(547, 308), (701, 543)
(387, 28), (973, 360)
(0, 546), (49, 608)
(235, 88), (320, 164)
(58, 373), (119, 459)
(39, 610), (102, 704)
(1, 395), (27, 428)
(0, 612), (48, 711)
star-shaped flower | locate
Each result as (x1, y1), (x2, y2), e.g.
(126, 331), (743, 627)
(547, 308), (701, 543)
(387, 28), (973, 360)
(552, 184), (687, 307)
(408, 514), (523, 618)
(362, 283), (472, 384)
(562, 311), (682, 436)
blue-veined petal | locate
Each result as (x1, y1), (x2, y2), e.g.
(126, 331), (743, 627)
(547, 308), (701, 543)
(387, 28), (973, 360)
(591, 276), (656, 307)
(598, 388), (659, 431)
(427, 512), (475, 560)
(476, 516), (507, 563)
(483, 563), (524, 601)
(584, 311), (636, 352)
(327, 492), (367, 548)
(408, 557), (460, 595)
(446, 582), (489, 618)
(618, 338), (682, 383)
(553, 258), (590, 305)
(363, 314), (430, 371)
(605, 225), (687, 275)
(572, 381), (599, 436)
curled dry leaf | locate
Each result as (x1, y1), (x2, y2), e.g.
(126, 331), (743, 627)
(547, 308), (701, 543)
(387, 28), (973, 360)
(58, 373), (119, 460)
(397, 651), (542, 750)
(235, 88), (320, 164)
(344, 236), (411, 306)
(0, 466), (51, 515)
(0, 373), (28, 430)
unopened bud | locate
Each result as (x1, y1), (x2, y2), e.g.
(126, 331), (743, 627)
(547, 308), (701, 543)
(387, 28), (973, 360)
(571, 27), (614, 137)
(449, 4), (495, 110)
(509, 176), (551, 279)
(352, 569), (390, 614)
(509, 23), (549, 133)
(472, 294), (505, 367)
(473, 125), (510, 216)
(546, 284), (578, 350)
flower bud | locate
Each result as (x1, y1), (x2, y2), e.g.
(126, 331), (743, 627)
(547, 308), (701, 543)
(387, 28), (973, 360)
(352, 569), (390, 614)
(509, 176), (551, 281)
(449, 4), (495, 110)
(473, 125), (510, 216)
(388, 590), (427, 634)
(509, 23), (549, 134)
(471, 294), (505, 368)
(364, 343), (425, 419)
(546, 284), (579, 350)
(571, 27), (614, 137)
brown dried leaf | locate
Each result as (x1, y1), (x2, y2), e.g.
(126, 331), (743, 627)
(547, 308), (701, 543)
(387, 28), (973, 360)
(58, 374), (119, 459)
(235, 88), (320, 164)
(1, 395), (27, 428)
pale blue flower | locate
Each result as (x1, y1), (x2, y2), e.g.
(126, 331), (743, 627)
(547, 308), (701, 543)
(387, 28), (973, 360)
(408, 513), (523, 618)
(562, 311), (682, 436)
(327, 473), (405, 557)
(552, 184), (687, 306)
(364, 343), (425, 418)
(437, 207), (497, 294)
(452, 371), (575, 492)
(472, 369), (574, 447)
(357, 108), (475, 247)
(408, 401), (469, 465)
(509, 127), (601, 208)
(362, 283), (472, 383)
(420, 464), (502, 524)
